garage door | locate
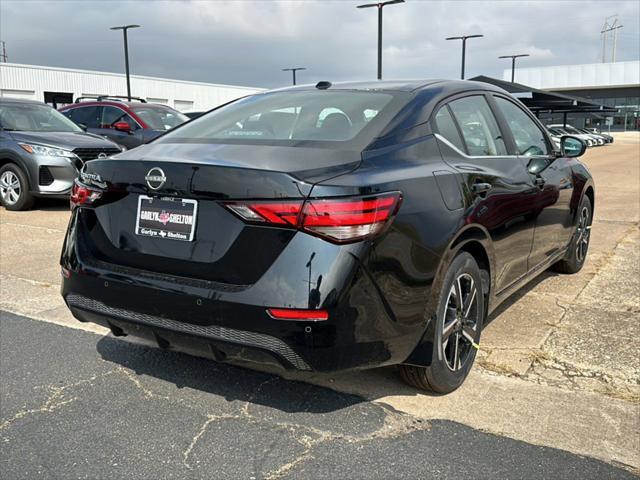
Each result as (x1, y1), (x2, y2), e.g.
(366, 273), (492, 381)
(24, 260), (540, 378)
(174, 100), (194, 112)
(147, 97), (168, 105)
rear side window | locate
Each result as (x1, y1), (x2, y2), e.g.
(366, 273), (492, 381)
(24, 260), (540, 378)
(69, 106), (101, 128)
(433, 106), (466, 152)
(494, 97), (548, 156)
(448, 96), (507, 156)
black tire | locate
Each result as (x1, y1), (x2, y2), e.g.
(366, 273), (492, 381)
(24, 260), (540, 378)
(553, 196), (592, 274)
(399, 252), (485, 393)
(0, 163), (35, 211)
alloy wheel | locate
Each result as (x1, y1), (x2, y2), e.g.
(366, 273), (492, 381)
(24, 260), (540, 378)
(575, 206), (591, 263)
(442, 273), (479, 371)
(0, 171), (21, 206)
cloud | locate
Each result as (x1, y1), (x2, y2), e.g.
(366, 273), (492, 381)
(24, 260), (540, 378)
(1, 0), (638, 89)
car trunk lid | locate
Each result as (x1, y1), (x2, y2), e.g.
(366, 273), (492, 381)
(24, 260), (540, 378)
(77, 143), (361, 286)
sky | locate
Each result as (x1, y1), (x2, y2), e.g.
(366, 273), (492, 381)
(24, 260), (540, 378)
(1, 0), (639, 89)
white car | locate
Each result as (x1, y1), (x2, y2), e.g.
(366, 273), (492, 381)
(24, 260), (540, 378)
(547, 126), (595, 148)
(561, 125), (605, 145)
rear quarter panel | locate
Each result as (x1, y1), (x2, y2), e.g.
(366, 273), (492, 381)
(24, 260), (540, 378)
(309, 135), (463, 344)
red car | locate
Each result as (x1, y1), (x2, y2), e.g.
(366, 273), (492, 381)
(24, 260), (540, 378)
(60, 96), (188, 149)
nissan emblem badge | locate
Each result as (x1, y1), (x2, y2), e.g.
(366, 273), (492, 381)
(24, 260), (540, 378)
(145, 167), (166, 190)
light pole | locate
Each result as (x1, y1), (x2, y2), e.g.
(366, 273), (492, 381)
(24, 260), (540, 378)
(445, 34), (483, 80)
(499, 54), (530, 83)
(110, 24), (140, 101)
(357, 0), (405, 80)
(282, 67), (306, 85)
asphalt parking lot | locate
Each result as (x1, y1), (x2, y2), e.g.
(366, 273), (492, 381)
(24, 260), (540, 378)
(1, 133), (639, 478)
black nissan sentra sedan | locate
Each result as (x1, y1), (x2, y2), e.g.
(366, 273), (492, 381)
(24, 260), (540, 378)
(60, 80), (594, 393)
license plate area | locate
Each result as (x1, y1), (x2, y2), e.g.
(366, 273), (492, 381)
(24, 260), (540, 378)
(135, 195), (198, 241)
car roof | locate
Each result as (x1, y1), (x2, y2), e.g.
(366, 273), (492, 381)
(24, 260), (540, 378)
(62, 100), (170, 110)
(267, 79), (507, 94)
(62, 100), (137, 109)
(0, 97), (49, 106)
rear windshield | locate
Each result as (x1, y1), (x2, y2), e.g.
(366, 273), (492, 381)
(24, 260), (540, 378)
(0, 103), (82, 133)
(157, 90), (405, 147)
(131, 105), (188, 131)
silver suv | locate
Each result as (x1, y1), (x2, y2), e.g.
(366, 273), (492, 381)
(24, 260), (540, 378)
(0, 98), (123, 210)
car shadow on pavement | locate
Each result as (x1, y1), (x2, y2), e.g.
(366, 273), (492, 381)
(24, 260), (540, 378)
(95, 334), (373, 415)
(484, 269), (559, 325)
(93, 270), (562, 407)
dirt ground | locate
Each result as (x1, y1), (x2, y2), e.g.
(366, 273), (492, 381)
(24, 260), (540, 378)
(1, 132), (638, 473)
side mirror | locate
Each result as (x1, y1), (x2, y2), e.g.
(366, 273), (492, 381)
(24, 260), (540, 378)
(113, 121), (132, 133)
(561, 136), (586, 158)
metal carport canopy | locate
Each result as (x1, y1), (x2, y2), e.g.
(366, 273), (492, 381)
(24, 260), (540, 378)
(469, 75), (618, 115)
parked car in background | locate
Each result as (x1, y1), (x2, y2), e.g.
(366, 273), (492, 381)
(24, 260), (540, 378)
(549, 133), (562, 150)
(0, 98), (123, 210)
(580, 127), (613, 144)
(562, 124), (604, 146)
(549, 124), (603, 146)
(547, 126), (594, 147)
(59, 96), (188, 150)
(62, 80), (594, 393)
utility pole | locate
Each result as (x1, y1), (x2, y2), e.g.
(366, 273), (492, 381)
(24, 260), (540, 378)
(601, 15), (623, 63)
(110, 24), (141, 101)
(0, 41), (7, 63)
(446, 34), (484, 80)
(356, 0), (405, 80)
(612, 23), (623, 62)
(282, 67), (306, 85)
(499, 54), (530, 83)
(601, 18), (608, 63)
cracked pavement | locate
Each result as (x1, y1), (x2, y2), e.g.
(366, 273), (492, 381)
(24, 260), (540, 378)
(1, 133), (639, 478)
(1, 312), (636, 479)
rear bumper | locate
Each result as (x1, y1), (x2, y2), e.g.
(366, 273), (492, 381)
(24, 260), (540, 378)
(66, 293), (313, 370)
(61, 272), (421, 372)
(60, 212), (429, 372)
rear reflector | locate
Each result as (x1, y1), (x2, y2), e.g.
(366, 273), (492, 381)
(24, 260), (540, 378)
(267, 308), (329, 321)
(224, 192), (401, 243)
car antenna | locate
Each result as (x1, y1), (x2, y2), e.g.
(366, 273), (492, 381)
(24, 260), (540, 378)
(315, 81), (332, 90)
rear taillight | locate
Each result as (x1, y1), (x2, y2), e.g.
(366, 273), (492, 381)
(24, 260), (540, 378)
(70, 180), (103, 208)
(225, 201), (301, 226)
(301, 194), (400, 242)
(224, 192), (401, 243)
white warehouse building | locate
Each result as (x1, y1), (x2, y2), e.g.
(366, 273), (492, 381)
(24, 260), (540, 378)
(0, 62), (265, 112)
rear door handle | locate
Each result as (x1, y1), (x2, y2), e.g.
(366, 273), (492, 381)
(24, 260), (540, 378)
(471, 182), (492, 196)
